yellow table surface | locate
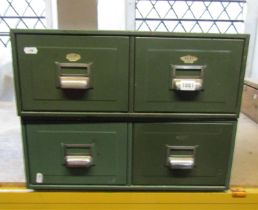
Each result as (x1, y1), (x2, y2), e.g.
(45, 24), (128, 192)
(0, 186), (258, 210)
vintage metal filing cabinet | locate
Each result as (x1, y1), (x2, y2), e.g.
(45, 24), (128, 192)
(11, 29), (249, 191)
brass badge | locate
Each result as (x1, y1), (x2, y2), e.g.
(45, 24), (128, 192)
(180, 55), (198, 64)
(66, 53), (81, 62)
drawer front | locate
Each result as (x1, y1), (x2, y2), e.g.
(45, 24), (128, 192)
(134, 37), (245, 113)
(133, 122), (236, 186)
(24, 122), (128, 185)
(16, 34), (129, 112)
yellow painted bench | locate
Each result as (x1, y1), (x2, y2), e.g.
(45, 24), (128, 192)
(0, 185), (258, 210)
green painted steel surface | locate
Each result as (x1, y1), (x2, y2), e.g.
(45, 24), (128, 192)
(24, 122), (128, 185)
(15, 34), (129, 112)
(133, 122), (236, 186)
(10, 29), (249, 190)
(134, 37), (245, 113)
(11, 30), (249, 117)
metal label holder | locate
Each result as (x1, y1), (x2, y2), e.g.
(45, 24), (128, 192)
(170, 65), (206, 91)
(166, 145), (197, 170)
(56, 62), (92, 90)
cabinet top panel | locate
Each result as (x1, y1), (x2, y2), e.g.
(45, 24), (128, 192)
(10, 29), (249, 40)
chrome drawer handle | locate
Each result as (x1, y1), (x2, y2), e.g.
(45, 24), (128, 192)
(65, 155), (93, 168)
(60, 76), (90, 89)
(56, 62), (92, 90)
(170, 65), (206, 91)
(166, 145), (196, 170)
(63, 143), (94, 168)
(173, 79), (203, 91)
(168, 155), (194, 170)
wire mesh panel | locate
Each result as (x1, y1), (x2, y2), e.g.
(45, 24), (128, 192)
(0, 0), (46, 48)
(135, 0), (246, 33)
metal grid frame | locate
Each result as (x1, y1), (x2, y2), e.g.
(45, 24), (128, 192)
(0, 0), (47, 48)
(135, 0), (246, 33)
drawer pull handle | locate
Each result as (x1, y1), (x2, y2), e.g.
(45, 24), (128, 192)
(174, 79), (202, 91)
(63, 144), (94, 168)
(56, 62), (92, 90)
(166, 145), (196, 170)
(65, 155), (93, 168)
(168, 155), (194, 170)
(170, 65), (206, 91)
(60, 76), (90, 89)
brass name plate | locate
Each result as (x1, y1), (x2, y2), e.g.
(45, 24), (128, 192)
(66, 53), (81, 62)
(180, 55), (198, 64)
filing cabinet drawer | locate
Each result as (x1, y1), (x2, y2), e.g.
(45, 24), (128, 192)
(133, 122), (236, 186)
(134, 37), (245, 113)
(15, 34), (129, 112)
(24, 122), (128, 186)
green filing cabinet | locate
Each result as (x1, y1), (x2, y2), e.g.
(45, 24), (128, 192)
(11, 30), (249, 190)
